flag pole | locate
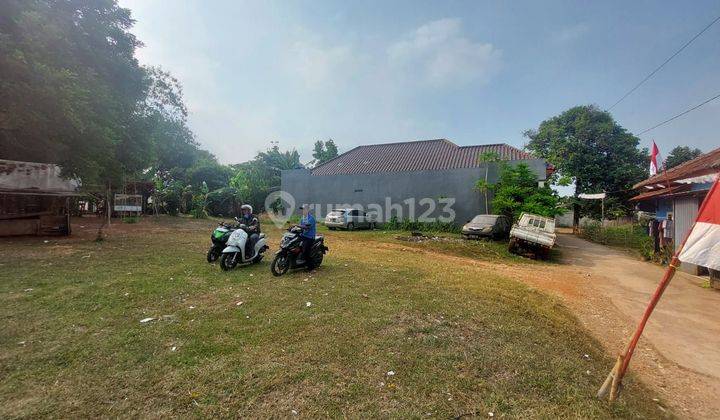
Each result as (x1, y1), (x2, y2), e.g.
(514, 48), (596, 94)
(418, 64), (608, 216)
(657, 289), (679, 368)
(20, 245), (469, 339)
(598, 176), (720, 400)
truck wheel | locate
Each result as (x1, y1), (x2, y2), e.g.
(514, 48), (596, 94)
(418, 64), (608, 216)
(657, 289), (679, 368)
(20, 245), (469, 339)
(508, 238), (518, 254)
(347, 222), (355, 231)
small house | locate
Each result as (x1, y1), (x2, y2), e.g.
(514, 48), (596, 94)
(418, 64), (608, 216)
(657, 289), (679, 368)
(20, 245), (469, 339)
(0, 159), (81, 236)
(631, 147), (720, 275)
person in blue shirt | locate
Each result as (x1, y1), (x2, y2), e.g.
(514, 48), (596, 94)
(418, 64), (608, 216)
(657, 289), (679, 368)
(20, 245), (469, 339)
(299, 205), (316, 269)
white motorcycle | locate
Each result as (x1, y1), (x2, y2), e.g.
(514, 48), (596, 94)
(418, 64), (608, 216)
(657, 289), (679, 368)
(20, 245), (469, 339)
(219, 225), (269, 271)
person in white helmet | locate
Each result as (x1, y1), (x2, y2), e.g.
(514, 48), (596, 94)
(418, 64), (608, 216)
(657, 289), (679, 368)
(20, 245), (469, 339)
(240, 204), (260, 254)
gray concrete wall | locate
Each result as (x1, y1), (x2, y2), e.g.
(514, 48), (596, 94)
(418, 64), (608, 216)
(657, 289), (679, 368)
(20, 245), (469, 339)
(281, 159), (546, 226)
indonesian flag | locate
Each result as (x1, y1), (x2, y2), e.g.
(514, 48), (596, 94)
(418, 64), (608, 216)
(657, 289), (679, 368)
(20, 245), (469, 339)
(679, 176), (720, 270)
(649, 141), (662, 176)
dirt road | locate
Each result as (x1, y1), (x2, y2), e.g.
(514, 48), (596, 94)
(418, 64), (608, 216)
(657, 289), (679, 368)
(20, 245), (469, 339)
(547, 234), (720, 418)
(364, 232), (720, 417)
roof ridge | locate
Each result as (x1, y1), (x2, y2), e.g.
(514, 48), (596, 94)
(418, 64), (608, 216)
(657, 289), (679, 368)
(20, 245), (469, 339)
(311, 145), (362, 170)
(356, 138), (454, 148)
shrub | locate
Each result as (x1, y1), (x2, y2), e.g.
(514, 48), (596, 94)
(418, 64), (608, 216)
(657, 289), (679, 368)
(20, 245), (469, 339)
(580, 222), (654, 260)
(381, 216), (460, 233)
(205, 187), (242, 217)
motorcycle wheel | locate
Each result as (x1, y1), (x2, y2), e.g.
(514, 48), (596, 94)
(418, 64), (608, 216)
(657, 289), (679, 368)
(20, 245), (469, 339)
(271, 254), (290, 276)
(253, 253), (264, 263)
(220, 253), (238, 271)
(312, 252), (324, 268)
(206, 247), (221, 263)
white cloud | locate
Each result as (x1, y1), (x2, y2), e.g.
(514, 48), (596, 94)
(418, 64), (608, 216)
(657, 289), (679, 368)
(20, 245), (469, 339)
(287, 40), (357, 89)
(552, 23), (589, 44)
(388, 18), (502, 88)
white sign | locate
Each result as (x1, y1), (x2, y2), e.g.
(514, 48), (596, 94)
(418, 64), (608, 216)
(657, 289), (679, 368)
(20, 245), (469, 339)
(114, 194), (142, 212)
(578, 193), (606, 200)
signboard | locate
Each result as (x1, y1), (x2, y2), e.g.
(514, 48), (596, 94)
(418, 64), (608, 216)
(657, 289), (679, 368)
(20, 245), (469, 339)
(114, 194), (142, 212)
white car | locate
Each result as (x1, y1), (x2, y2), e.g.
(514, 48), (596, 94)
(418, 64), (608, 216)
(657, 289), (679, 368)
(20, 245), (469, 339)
(324, 209), (376, 230)
(508, 213), (556, 259)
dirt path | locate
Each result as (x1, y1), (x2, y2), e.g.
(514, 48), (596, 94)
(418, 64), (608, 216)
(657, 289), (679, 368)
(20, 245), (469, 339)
(549, 234), (720, 418)
(358, 234), (720, 417)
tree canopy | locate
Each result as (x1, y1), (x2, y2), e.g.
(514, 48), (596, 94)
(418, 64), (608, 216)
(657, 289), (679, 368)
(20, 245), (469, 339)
(312, 139), (339, 166)
(524, 105), (647, 218)
(485, 163), (560, 221)
(665, 145), (702, 169)
(0, 0), (147, 185)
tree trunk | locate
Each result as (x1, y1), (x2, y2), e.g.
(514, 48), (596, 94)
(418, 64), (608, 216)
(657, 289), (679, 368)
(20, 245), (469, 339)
(484, 166), (489, 214)
(573, 179), (580, 234)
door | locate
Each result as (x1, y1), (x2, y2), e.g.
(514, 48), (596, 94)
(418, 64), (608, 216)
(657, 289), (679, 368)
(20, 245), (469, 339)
(359, 211), (369, 228)
(349, 209), (359, 227)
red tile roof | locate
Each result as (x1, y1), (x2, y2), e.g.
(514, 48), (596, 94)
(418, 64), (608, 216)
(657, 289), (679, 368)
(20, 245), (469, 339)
(633, 147), (720, 189)
(310, 139), (536, 176)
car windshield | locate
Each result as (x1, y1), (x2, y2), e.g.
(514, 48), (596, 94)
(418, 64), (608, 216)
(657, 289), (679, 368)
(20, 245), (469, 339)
(471, 215), (499, 224)
(327, 211), (346, 217)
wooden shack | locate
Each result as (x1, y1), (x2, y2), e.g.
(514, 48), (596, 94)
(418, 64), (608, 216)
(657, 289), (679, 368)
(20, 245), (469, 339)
(0, 159), (81, 236)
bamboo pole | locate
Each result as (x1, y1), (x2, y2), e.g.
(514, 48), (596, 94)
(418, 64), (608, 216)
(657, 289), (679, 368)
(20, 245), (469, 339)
(598, 176), (720, 401)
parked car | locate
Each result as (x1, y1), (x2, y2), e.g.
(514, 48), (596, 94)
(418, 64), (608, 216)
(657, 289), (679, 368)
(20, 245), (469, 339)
(324, 208), (376, 230)
(508, 213), (556, 259)
(462, 214), (510, 240)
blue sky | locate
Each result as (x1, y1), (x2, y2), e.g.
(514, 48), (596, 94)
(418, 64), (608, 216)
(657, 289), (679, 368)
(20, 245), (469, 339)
(120, 0), (720, 165)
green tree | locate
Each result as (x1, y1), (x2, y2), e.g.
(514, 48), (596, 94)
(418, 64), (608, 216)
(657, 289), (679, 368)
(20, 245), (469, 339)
(230, 145), (302, 211)
(0, 0), (148, 186)
(665, 145), (702, 169)
(312, 138), (339, 166)
(475, 152), (501, 214)
(524, 105), (647, 221)
(488, 163), (560, 221)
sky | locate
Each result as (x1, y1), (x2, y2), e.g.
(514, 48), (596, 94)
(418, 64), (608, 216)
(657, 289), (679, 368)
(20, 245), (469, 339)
(119, 0), (720, 166)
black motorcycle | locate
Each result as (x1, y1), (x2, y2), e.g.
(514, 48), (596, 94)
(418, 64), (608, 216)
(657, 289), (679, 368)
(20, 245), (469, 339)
(270, 225), (328, 276)
(206, 219), (238, 263)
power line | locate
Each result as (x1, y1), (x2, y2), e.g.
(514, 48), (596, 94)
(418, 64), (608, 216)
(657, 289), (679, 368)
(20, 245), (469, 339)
(637, 92), (720, 135)
(608, 14), (720, 111)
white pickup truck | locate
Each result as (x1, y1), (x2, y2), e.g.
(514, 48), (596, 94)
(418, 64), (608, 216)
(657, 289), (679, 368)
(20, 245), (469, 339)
(508, 213), (556, 259)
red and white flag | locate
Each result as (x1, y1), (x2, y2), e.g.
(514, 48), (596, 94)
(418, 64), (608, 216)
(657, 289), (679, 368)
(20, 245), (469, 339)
(679, 176), (720, 271)
(649, 141), (662, 176)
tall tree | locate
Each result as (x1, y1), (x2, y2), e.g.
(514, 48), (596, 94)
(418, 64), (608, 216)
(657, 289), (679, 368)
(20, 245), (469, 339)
(312, 138), (339, 166)
(0, 0), (148, 186)
(525, 105), (647, 221)
(665, 146), (702, 169)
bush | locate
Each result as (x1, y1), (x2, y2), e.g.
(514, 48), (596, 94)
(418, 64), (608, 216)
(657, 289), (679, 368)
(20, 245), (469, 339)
(161, 189), (181, 216)
(205, 187), (242, 217)
(122, 215), (140, 224)
(580, 222), (654, 260)
(382, 216), (461, 233)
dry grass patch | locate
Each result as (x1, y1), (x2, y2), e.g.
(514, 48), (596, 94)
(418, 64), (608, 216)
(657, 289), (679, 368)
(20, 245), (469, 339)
(0, 217), (666, 418)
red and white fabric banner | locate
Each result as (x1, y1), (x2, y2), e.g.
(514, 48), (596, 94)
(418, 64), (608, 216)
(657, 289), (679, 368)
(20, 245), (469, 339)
(679, 176), (720, 271)
(649, 141), (662, 177)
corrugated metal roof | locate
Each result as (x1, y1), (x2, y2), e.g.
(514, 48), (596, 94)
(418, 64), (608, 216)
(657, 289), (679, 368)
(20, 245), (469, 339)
(0, 159), (80, 193)
(311, 139), (535, 176)
(630, 184), (691, 201)
(633, 147), (720, 189)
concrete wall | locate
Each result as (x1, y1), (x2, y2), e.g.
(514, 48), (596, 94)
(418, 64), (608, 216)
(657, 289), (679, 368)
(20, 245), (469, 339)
(281, 159), (547, 226)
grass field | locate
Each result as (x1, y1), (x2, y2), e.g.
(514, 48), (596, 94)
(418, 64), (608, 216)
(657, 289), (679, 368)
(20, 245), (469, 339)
(0, 216), (663, 418)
